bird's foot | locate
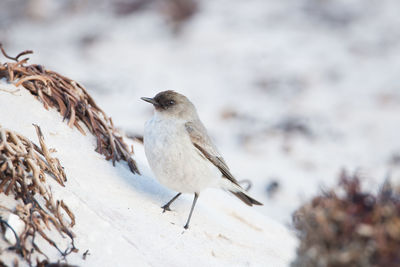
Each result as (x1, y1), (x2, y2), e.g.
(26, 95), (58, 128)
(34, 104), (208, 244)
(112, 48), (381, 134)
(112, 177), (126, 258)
(161, 205), (171, 213)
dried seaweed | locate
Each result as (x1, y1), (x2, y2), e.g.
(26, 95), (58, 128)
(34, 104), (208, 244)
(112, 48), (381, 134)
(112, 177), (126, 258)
(36, 260), (77, 267)
(292, 171), (400, 267)
(0, 44), (140, 175)
(160, 0), (198, 32)
(0, 125), (77, 265)
(113, 0), (198, 33)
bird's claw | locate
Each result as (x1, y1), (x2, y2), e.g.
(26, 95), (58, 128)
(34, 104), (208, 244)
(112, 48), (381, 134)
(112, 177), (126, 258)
(161, 205), (171, 213)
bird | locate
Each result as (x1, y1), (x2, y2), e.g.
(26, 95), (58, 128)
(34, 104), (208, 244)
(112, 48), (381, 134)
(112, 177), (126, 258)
(141, 90), (262, 229)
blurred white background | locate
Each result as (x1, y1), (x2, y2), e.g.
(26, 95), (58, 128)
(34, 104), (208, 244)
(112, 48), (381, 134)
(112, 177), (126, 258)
(1, 0), (400, 223)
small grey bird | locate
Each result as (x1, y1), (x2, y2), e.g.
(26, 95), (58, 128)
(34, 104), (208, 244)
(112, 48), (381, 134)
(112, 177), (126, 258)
(142, 91), (262, 229)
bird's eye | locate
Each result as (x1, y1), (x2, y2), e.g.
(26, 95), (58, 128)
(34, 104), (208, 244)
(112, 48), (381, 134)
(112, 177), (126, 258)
(169, 100), (175, 105)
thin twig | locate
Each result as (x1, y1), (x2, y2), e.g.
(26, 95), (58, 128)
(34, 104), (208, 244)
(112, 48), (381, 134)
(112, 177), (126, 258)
(0, 216), (22, 251)
(0, 43), (32, 62)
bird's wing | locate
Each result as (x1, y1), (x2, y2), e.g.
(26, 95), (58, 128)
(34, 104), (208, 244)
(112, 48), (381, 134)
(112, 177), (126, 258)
(185, 121), (240, 187)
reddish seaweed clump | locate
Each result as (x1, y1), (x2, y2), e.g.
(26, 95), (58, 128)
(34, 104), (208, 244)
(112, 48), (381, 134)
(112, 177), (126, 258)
(292, 172), (400, 267)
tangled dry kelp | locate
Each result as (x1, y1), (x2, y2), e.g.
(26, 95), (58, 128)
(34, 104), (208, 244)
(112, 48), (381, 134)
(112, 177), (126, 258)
(292, 172), (400, 267)
(0, 124), (76, 265)
(0, 45), (139, 174)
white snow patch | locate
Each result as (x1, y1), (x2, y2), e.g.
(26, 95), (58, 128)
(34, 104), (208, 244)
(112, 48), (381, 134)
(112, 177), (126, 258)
(0, 81), (296, 266)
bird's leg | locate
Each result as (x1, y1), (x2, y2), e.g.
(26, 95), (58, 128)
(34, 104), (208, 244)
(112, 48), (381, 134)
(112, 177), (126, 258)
(184, 193), (199, 229)
(161, 192), (182, 212)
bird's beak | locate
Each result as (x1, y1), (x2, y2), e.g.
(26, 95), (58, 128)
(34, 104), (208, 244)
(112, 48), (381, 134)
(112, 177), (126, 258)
(141, 97), (158, 105)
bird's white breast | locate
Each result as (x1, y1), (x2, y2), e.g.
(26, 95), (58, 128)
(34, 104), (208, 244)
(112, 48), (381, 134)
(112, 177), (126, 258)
(144, 113), (220, 193)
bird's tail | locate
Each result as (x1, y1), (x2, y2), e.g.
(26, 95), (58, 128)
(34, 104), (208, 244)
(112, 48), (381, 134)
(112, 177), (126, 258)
(219, 177), (263, 206)
(229, 190), (263, 206)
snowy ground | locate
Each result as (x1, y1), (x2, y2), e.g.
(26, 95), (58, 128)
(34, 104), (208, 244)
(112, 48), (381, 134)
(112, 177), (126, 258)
(0, 81), (296, 266)
(1, 0), (400, 264)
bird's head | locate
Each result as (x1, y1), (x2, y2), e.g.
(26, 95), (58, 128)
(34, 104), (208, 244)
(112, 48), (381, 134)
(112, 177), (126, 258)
(141, 90), (197, 119)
